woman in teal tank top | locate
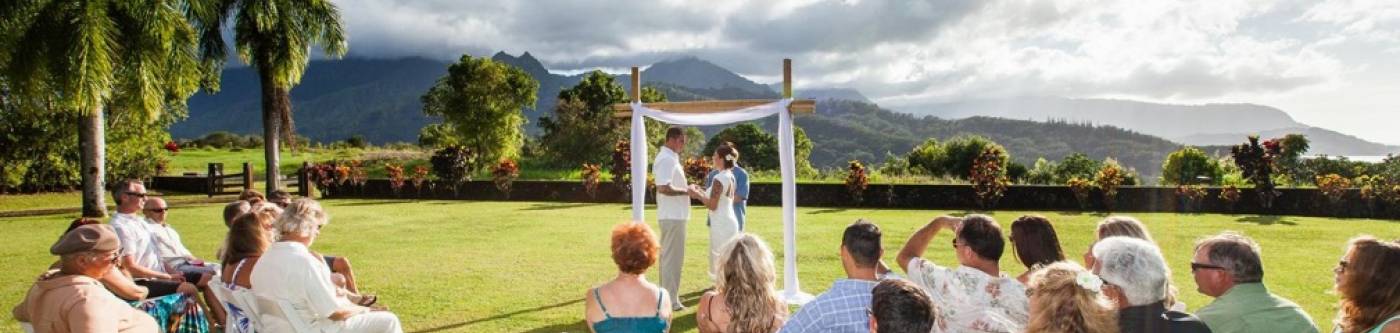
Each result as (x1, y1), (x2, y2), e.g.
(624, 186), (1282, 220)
(585, 223), (673, 333)
(1330, 236), (1400, 333)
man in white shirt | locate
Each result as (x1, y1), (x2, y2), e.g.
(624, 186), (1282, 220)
(653, 127), (692, 311)
(896, 214), (1029, 333)
(145, 197), (216, 274)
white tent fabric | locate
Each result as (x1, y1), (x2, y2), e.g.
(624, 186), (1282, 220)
(627, 98), (813, 304)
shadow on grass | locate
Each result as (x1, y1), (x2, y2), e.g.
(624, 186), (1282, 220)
(520, 203), (603, 211)
(412, 290), (709, 333)
(410, 298), (585, 333)
(334, 200), (415, 207)
(1235, 215), (1298, 226)
(808, 208), (847, 215)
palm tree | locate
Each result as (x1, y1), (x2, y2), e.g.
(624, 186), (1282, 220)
(2, 0), (215, 217)
(192, 0), (348, 191)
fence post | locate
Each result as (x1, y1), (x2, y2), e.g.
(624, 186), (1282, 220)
(242, 162), (253, 191)
(299, 161), (311, 198)
(206, 163), (221, 197)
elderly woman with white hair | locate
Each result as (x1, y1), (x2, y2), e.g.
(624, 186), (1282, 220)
(249, 199), (403, 333)
(1091, 236), (1211, 333)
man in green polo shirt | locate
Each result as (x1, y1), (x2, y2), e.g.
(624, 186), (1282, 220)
(1191, 231), (1318, 333)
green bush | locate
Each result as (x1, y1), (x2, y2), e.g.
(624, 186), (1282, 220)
(1160, 147), (1223, 185)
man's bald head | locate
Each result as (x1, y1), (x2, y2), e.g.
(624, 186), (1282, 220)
(142, 197), (169, 223)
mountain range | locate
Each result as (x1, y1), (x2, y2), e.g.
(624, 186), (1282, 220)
(172, 53), (1396, 180)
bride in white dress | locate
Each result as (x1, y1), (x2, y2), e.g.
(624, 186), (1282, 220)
(689, 144), (741, 281)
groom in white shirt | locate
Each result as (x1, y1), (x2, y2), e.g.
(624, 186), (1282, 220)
(654, 127), (692, 311)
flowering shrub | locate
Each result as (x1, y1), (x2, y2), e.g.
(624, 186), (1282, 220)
(969, 148), (1009, 209)
(492, 159), (519, 196)
(611, 140), (631, 191)
(684, 157), (711, 185)
(1220, 185), (1242, 205)
(430, 146), (475, 189)
(845, 160), (869, 203)
(1094, 161), (1126, 210)
(349, 160), (368, 187)
(163, 141), (180, 154)
(385, 162), (405, 194)
(1232, 136), (1281, 208)
(582, 163), (601, 198)
(1176, 185), (1207, 211)
(1067, 177), (1093, 209)
(411, 165), (430, 192)
(334, 164), (351, 186)
(1315, 173), (1351, 204)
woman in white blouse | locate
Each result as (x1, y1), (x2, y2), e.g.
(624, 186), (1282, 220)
(250, 199), (403, 333)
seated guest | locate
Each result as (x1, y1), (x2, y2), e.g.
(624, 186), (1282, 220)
(219, 208), (278, 333)
(251, 199), (402, 333)
(238, 189), (265, 205)
(1192, 232), (1317, 333)
(1086, 215), (1186, 310)
(58, 219), (209, 332)
(108, 180), (207, 300)
(584, 222), (671, 333)
(1093, 237), (1209, 333)
(1009, 215), (1065, 284)
(698, 233), (788, 333)
(896, 215), (1028, 333)
(269, 189), (293, 208)
(222, 200), (251, 228)
(867, 279), (936, 333)
(1332, 236), (1400, 333)
(1025, 261), (1118, 333)
(781, 219), (891, 333)
(143, 197), (225, 322)
(12, 224), (158, 332)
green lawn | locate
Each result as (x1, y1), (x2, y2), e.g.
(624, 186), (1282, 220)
(2, 201), (1393, 332)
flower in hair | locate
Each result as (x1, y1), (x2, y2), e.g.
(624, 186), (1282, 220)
(725, 155), (736, 161)
(1075, 271), (1104, 293)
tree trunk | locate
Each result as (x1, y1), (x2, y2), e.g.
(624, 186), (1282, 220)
(259, 70), (289, 191)
(79, 106), (107, 217)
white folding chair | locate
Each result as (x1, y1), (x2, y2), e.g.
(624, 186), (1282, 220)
(252, 294), (317, 333)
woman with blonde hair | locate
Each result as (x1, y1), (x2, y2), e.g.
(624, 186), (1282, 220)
(1025, 261), (1118, 333)
(1332, 236), (1400, 333)
(697, 233), (788, 333)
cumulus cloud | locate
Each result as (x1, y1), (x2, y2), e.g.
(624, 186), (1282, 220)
(336, 0), (1367, 111)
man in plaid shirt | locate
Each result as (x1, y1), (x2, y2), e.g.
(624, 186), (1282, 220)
(780, 220), (893, 332)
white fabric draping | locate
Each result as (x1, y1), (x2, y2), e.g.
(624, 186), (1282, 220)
(628, 98), (813, 304)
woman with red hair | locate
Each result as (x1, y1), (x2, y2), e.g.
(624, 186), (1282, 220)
(584, 222), (672, 333)
(1332, 236), (1400, 333)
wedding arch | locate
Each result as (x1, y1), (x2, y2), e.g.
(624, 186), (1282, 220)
(611, 59), (817, 304)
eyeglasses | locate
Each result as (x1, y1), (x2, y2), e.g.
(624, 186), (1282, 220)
(124, 191), (148, 198)
(145, 208), (168, 213)
(951, 239), (962, 249)
(1190, 262), (1226, 272)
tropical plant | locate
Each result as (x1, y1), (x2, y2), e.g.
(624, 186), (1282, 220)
(611, 140), (631, 191)
(411, 165), (430, 193)
(193, 0), (349, 191)
(420, 54), (538, 170)
(385, 162), (405, 194)
(1067, 177), (1093, 209)
(1176, 185), (1208, 211)
(2, 0), (215, 216)
(1220, 185), (1242, 207)
(701, 123), (815, 174)
(538, 71), (666, 166)
(581, 163), (601, 199)
(970, 147), (1010, 209)
(1161, 147), (1224, 185)
(684, 157), (712, 185)
(1232, 136), (1282, 209)
(430, 146), (475, 192)
(845, 160), (869, 204)
(1315, 173), (1351, 205)
(1054, 153), (1101, 184)
(491, 159), (519, 197)
(1094, 160), (1127, 210)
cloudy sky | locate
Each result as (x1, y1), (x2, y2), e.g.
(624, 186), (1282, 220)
(333, 0), (1400, 144)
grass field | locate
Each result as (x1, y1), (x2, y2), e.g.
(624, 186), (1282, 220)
(2, 200), (1394, 332)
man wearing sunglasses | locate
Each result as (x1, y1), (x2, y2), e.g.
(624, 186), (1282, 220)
(1191, 231), (1318, 333)
(108, 181), (203, 297)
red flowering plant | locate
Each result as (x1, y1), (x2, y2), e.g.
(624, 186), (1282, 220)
(1232, 136), (1282, 209)
(969, 148), (1009, 209)
(492, 159), (519, 197)
(411, 165), (430, 192)
(684, 157), (711, 186)
(582, 163), (602, 199)
(1176, 185), (1208, 211)
(611, 140), (631, 191)
(1315, 173), (1351, 206)
(163, 141), (180, 154)
(334, 163), (351, 186)
(1219, 185), (1242, 206)
(385, 162), (406, 195)
(303, 162), (339, 195)
(349, 160), (369, 188)
(845, 160), (870, 204)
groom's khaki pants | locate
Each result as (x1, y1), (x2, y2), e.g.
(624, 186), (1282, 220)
(658, 218), (687, 308)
